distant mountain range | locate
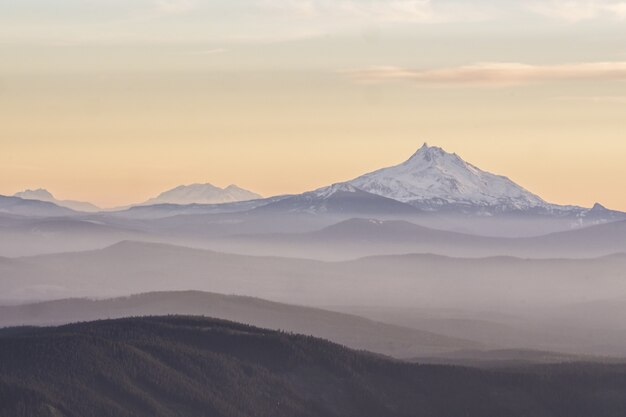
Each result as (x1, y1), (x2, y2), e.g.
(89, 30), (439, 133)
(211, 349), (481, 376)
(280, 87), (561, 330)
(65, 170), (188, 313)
(122, 145), (626, 224)
(6, 184), (263, 214)
(4, 145), (625, 223)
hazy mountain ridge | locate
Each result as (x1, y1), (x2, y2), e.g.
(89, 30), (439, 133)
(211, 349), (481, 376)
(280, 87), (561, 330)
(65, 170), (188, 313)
(0, 291), (478, 358)
(215, 217), (626, 260)
(0, 216), (154, 257)
(3, 241), (626, 355)
(0, 195), (77, 217)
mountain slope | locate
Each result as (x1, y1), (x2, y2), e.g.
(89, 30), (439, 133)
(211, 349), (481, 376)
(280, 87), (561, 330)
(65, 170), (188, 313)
(141, 183), (262, 205)
(2, 316), (626, 417)
(13, 189), (100, 212)
(254, 183), (419, 216)
(0, 291), (478, 358)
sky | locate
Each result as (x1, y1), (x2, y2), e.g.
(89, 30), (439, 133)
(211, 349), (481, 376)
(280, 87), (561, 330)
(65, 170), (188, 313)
(1, 0), (626, 209)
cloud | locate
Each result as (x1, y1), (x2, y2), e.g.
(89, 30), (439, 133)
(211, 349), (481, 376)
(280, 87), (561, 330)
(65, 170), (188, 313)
(526, 0), (626, 22)
(346, 62), (626, 86)
(256, 0), (493, 24)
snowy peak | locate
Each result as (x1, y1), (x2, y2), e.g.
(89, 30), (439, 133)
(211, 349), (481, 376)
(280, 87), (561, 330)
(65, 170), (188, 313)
(406, 143), (451, 163)
(348, 143), (547, 211)
(142, 183), (262, 206)
(13, 188), (100, 212)
(402, 143), (477, 175)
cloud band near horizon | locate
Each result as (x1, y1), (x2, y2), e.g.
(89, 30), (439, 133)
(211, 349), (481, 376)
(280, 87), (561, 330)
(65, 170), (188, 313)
(347, 62), (626, 86)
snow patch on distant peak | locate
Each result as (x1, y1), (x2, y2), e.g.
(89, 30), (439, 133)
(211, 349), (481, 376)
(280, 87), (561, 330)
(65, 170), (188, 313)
(142, 183), (262, 206)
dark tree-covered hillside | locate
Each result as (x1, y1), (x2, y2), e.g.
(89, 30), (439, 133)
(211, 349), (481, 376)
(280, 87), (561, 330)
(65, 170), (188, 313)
(1, 316), (626, 417)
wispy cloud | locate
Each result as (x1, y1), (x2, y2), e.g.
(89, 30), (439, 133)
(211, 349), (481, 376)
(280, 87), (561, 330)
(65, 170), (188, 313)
(257, 0), (493, 24)
(526, 0), (626, 22)
(346, 62), (626, 86)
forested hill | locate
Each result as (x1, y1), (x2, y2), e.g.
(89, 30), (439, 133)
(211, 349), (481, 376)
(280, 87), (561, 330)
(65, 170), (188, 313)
(1, 316), (626, 417)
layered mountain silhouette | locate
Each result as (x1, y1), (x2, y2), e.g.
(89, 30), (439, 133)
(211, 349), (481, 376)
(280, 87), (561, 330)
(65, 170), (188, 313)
(0, 291), (478, 358)
(4, 144), (624, 222)
(3, 240), (626, 356)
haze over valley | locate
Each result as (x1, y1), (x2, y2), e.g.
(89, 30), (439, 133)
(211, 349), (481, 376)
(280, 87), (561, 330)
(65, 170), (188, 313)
(3, 1), (626, 412)
(2, 145), (626, 363)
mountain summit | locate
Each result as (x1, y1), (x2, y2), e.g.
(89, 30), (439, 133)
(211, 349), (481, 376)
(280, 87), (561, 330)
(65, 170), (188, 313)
(348, 143), (547, 211)
(141, 183), (262, 206)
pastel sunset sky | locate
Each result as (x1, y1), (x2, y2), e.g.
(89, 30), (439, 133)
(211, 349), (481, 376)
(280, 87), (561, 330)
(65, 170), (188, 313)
(1, 0), (625, 208)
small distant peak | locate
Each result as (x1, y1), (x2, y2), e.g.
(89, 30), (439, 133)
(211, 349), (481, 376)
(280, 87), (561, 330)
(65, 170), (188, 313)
(591, 202), (608, 211)
(14, 188), (55, 200)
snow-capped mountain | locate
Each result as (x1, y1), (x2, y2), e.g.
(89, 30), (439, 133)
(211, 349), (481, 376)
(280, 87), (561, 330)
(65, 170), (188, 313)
(13, 189), (100, 212)
(257, 146), (624, 224)
(141, 184), (262, 206)
(347, 143), (548, 212)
